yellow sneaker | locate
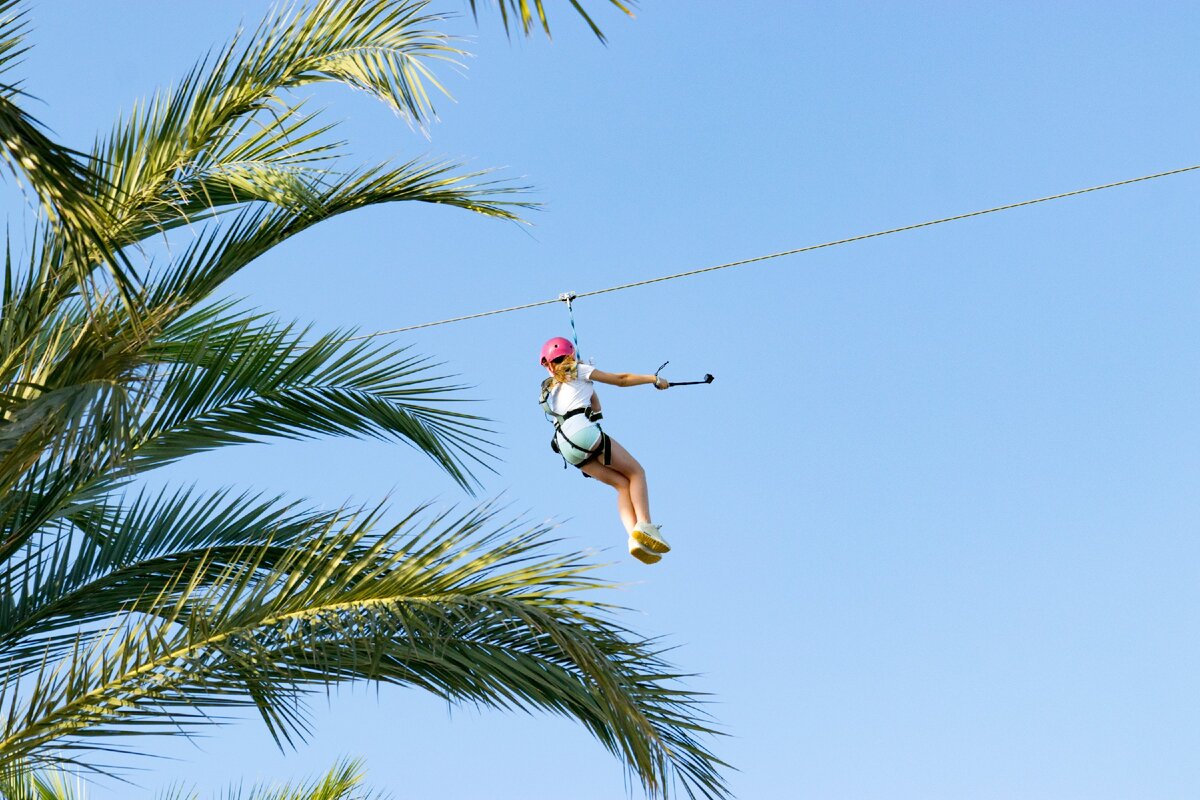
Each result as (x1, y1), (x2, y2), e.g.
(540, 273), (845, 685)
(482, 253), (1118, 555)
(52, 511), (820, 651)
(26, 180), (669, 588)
(628, 536), (662, 564)
(631, 523), (670, 554)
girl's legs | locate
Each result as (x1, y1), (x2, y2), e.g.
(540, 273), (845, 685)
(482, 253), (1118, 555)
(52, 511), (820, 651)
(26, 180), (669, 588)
(581, 438), (666, 561)
(604, 438), (668, 553)
(580, 437), (650, 529)
(580, 461), (637, 532)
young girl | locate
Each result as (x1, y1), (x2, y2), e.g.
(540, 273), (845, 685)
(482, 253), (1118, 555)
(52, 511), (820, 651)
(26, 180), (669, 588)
(538, 336), (671, 564)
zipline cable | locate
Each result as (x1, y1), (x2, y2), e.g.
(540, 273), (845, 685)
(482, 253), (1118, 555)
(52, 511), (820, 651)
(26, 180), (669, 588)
(349, 163), (1200, 341)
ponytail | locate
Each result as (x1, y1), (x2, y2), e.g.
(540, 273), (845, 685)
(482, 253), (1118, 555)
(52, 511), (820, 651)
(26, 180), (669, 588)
(550, 355), (578, 384)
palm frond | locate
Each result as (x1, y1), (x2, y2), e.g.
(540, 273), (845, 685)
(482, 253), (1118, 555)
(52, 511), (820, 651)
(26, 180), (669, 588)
(103, 102), (346, 245)
(92, 0), (466, 253)
(0, 296), (493, 564)
(220, 759), (376, 800)
(133, 310), (495, 489)
(0, 292), (170, 558)
(0, 760), (88, 800)
(0, 229), (71, 391)
(0, 3), (131, 301)
(0, 370), (153, 566)
(466, 0), (636, 42)
(0, 486), (338, 672)
(0, 506), (729, 799)
(144, 159), (527, 314)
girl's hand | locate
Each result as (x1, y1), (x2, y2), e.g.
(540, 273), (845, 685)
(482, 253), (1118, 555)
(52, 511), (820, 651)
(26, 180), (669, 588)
(654, 376), (669, 390)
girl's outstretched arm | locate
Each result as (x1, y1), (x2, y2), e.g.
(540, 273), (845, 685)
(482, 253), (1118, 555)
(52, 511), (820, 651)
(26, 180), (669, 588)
(590, 369), (669, 389)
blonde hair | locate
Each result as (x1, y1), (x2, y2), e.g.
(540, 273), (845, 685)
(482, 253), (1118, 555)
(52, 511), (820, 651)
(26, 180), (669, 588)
(548, 354), (578, 384)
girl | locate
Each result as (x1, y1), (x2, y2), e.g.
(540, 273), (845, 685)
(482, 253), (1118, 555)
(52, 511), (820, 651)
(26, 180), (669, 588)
(538, 336), (671, 564)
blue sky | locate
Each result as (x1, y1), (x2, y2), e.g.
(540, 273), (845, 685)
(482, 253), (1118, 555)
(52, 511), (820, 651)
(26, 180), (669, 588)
(7, 1), (1200, 798)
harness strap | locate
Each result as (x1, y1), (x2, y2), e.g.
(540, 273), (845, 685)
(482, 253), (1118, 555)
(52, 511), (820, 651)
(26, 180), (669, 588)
(554, 419), (605, 457)
(573, 430), (611, 475)
(560, 406), (602, 423)
(553, 409), (610, 471)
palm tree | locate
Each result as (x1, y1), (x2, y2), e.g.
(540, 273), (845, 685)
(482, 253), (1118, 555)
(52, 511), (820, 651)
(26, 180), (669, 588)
(0, 1), (727, 798)
(468, 0), (636, 42)
(1, 758), (383, 800)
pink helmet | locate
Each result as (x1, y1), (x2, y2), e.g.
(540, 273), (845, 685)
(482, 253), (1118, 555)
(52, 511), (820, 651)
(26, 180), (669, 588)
(539, 337), (575, 365)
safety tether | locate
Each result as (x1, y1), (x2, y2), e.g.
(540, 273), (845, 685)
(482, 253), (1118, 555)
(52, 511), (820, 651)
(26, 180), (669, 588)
(559, 291), (580, 358)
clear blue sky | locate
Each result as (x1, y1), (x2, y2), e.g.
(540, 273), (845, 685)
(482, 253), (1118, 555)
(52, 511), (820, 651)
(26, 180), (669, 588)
(8, 1), (1200, 798)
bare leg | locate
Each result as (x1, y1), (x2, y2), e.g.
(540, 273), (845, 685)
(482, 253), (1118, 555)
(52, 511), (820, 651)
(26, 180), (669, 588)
(581, 438), (664, 562)
(580, 459), (637, 532)
(581, 437), (650, 527)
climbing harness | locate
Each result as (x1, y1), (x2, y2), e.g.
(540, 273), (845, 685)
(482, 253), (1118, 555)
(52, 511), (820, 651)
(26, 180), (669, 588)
(538, 297), (611, 472)
(539, 376), (611, 472)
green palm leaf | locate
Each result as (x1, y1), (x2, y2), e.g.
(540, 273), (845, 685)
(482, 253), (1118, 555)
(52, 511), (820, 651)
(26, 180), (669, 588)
(143, 160), (527, 313)
(0, 758), (380, 800)
(223, 759), (379, 800)
(0, 761), (88, 800)
(0, 506), (728, 798)
(0, 2), (134, 301)
(92, 0), (465, 256)
(0, 487), (336, 670)
(136, 307), (495, 486)
(466, 0), (637, 42)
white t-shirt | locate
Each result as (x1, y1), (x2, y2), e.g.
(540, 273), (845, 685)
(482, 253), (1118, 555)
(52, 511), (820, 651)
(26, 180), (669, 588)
(546, 362), (596, 416)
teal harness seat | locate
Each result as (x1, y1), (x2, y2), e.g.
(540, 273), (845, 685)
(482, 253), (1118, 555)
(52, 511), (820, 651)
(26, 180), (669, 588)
(540, 378), (612, 472)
